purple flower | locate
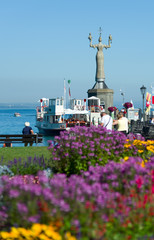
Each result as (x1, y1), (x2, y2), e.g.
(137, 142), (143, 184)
(28, 215), (40, 223)
(17, 203), (28, 214)
(88, 153), (95, 157)
(9, 189), (20, 198)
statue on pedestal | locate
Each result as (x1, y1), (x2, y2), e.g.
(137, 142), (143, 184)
(88, 29), (112, 82)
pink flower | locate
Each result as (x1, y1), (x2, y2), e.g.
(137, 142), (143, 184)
(143, 194), (148, 205)
(152, 170), (154, 183)
(136, 177), (143, 189)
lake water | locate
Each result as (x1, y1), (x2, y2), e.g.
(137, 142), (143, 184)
(0, 108), (54, 147)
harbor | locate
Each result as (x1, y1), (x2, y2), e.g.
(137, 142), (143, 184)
(0, 1), (154, 238)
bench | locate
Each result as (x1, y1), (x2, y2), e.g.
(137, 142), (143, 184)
(0, 134), (43, 146)
(142, 125), (154, 140)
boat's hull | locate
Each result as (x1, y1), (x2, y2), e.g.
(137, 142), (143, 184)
(35, 121), (67, 136)
(36, 126), (66, 136)
(14, 113), (21, 117)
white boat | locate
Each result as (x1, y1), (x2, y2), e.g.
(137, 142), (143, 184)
(35, 96), (102, 135)
(14, 112), (21, 117)
(36, 97), (66, 135)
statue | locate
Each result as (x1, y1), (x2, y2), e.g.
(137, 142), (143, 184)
(88, 29), (112, 81)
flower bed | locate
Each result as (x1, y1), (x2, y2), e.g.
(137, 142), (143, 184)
(0, 157), (154, 239)
(48, 126), (127, 175)
(48, 126), (154, 176)
(0, 126), (154, 239)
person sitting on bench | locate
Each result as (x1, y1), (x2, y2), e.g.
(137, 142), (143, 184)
(22, 122), (34, 146)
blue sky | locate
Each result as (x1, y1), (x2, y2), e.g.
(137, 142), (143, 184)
(0, 0), (154, 108)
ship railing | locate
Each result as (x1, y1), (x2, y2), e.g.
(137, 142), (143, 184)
(36, 107), (47, 120)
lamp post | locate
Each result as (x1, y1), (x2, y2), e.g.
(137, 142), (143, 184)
(120, 89), (125, 105)
(140, 85), (146, 125)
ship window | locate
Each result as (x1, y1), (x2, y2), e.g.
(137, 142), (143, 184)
(50, 116), (53, 123)
(60, 99), (63, 105)
(77, 100), (81, 105)
(100, 99), (105, 105)
(50, 99), (55, 106)
(57, 99), (60, 105)
(55, 116), (59, 123)
(88, 100), (98, 106)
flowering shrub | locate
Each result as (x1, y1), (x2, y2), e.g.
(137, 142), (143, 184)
(124, 138), (154, 159)
(127, 132), (145, 141)
(0, 156), (52, 175)
(48, 126), (127, 175)
(0, 223), (76, 240)
(0, 157), (154, 239)
(108, 106), (117, 112)
(123, 102), (133, 109)
(48, 126), (154, 176)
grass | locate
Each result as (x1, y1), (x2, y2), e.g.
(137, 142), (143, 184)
(0, 146), (51, 164)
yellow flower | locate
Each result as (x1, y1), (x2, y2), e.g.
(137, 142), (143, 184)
(9, 227), (19, 238)
(40, 224), (48, 232)
(39, 233), (51, 240)
(138, 150), (144, 153)
(65, 232), (77, 240)
(0, 224), (76, 240)
(124, 157), (129, 161)
(0, 232), (11, 239)
(31, 223), (42, 236)
(146, 145), (154, 153)
(45, 228), (62, 240)
(141, 161), (145, 168)
(124, 144), (131, 148)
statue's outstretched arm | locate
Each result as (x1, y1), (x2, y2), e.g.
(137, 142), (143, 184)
(90, 43), (97, 49)
(88, 33), (97, 49)
(105, 34), (112, 49)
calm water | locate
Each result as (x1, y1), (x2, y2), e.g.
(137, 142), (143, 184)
(0, 108), (54, 147)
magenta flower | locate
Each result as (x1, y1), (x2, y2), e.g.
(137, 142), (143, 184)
(123, 102), (133, 109)
(136, 177), (143, 189)
(108, 106), (117, 112)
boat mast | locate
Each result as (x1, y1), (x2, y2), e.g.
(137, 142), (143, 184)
(64, 79), (66, 109)
(68, 79), (71, 108)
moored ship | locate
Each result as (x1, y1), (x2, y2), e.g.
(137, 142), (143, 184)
(35, 96), (102, 135)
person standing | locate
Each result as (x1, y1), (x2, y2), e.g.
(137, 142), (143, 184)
(113, 113), (129, 135)
(100, 109), (113, 131)
(120, 111), (130, 134)
(22, 122), (34, 146)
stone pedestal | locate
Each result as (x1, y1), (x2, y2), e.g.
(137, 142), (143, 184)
(87, 88), (114, 113)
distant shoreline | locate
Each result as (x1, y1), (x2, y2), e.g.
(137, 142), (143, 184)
(0, 101), (144, 110)
(0, 104), (37, 109)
